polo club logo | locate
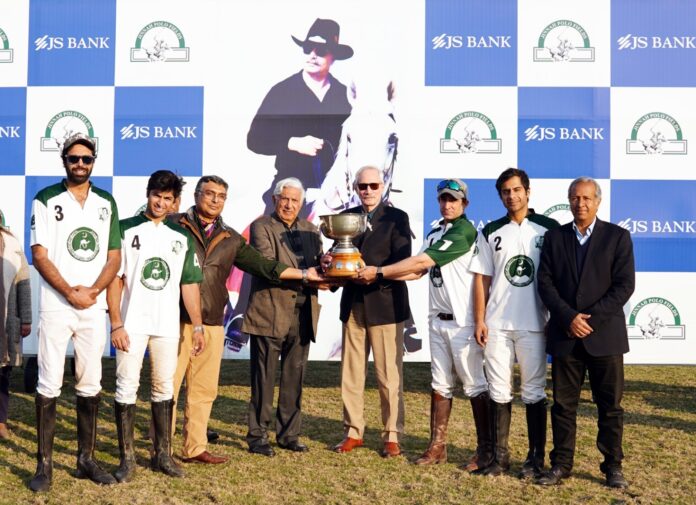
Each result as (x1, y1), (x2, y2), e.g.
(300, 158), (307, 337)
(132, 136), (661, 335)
(440, 111), (502, 154)
(0, 27), (13, 63)
(131, 21), (190, 62)
(627, 297), (685, 340)
(533, 19), (595, 62)
(626, 112), (687, 155)
(40, 110), (98, 152)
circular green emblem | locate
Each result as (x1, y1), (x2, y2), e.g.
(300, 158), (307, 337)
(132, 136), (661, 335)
(67, 227), (99, 262)
(504, 255), (535, 287)
(140, 257), (170, 291)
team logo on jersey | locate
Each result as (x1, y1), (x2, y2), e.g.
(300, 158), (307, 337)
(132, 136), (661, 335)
(131, 21), (190, 62)
(440, 111), (503, 154)
(140, 257), (171, 291)
(627, 297), (685, 340)
(626, 112), (687, 155)
(429, 265), (444, 288)
(40, 110), (99, 152)
(67, 227), (99, 262)
(504, 255), (534, 287)
(0, 27), (14, 63)
(533, 20), (595, 62)
(98, 207), (109, 221)
(171, 240), (183, 254)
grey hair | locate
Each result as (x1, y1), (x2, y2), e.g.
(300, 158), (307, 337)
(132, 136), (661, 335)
(568, 176), (602, 200)
(352, 165), (382, 188)
(273, 177), (305, 201)
(195, 175), (228, 193)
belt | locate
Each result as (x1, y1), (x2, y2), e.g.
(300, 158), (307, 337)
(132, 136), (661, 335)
(437, 313), (454, 321)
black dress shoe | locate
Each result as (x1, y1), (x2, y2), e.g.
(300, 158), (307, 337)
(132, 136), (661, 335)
(605, 469), (629, 489)
(278, 440), (309, 453)
(248, 443), (275, 457)
(536, 465), (571, 486)
(207, 429), (220, 443)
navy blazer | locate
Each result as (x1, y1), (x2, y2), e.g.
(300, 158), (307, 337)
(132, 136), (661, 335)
(537, 219), (635, 357)
(339, 203), (412, 326)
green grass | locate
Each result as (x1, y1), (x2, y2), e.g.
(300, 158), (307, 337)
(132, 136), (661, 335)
(0, 360), (694, 504)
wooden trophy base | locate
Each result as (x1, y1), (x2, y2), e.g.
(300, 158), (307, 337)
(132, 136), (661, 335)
(325, 251), (365, 278)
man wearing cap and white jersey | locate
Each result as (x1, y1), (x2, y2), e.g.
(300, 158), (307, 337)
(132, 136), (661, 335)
(357, 178), (492, 470)
(469, 168), (559, 478)
(29, 133), (120, 492)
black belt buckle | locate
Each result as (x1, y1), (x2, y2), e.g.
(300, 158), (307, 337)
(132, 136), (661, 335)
(437, 313), (454, 321)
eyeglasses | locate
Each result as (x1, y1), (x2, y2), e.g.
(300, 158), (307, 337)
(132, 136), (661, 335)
(437, 179), (464, 192)
(66, 155), (95, 165)
(357, 182), (381, 191)
(303, 44), (330, 57)
(197, 190), (227, 201)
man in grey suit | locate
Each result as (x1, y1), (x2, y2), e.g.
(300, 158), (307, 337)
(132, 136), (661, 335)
(242, 177), (324, 456)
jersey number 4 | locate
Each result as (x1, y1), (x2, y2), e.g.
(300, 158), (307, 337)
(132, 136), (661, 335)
(131, 235), (141, 250)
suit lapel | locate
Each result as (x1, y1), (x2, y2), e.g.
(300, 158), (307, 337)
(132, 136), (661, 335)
(563, 224), (579, 284)
(358, 204), (384, 252)
(273, 218), (300, 268)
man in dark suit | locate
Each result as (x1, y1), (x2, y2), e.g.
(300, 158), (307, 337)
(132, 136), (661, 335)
(242, 178), (324, 457)
(332, 165), (412, 457)
(536, 177), (635, 489)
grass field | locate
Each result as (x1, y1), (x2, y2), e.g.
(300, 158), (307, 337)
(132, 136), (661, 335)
(0, 360), (694, 505)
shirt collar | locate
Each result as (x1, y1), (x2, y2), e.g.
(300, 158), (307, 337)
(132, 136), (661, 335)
(573, 218), (597, 239)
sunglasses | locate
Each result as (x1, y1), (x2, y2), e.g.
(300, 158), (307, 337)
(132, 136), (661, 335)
(303, 44), (330, 57)
(357, 182), (381, 191)
(437, 179), (464, 192)
(66, 155), (95, 165)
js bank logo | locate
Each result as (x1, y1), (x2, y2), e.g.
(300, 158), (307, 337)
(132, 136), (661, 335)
(533, 20), (595, 62)
(627, 297), (685, 340)
(524, 125), (604, 142)
(431, 33), (512, 50)
(120, 123), (198, 140)
(131, 21), (190, 62)
(0, 27), (13, 63)
(40, 111), (98, 152)
(617, 34), (696, 51)
(626, 112), (687, 155)
(617, 218), (696, 235)
(440, 111), (502, 154)
(34, 34), (110, 51)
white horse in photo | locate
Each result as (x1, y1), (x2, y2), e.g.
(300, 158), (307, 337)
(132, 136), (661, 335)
(307, 80), (398, 222)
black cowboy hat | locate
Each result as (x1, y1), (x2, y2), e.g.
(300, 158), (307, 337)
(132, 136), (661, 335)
(292, 18), (354, 60)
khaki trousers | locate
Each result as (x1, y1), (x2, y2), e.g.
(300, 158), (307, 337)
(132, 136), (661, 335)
(341, 303), (404, 442)
(172, 323), (225, 458)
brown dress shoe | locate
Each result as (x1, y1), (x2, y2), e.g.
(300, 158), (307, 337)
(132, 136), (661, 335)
(381, 441), (402, 458)
(333, 437), (364, 453)
(182, 451), (228, 464)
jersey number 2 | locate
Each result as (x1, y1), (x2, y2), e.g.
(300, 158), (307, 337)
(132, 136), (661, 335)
(493, 236), (502, 251)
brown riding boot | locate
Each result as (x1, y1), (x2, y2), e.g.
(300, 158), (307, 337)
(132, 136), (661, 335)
(415, 391), (452, 465)
(463, 391), (494, 472)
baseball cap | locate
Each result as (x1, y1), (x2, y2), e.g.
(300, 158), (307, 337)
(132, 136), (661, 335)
(437, 178), (468, 200)
(61, 133), (97, 157)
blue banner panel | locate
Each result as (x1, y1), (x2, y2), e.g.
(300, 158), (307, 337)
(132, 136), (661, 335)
(423, 178), (499, 237)
(425, 0), (517, 86)
(114, 87), (204, 176)
(24, 175), (113, 262)
(28, 0), (116, 86)
(518, 87), (610, 179)
(0, 88), (26, 175)
(611, 180), (696, 271)
(611, 0), (696, 86)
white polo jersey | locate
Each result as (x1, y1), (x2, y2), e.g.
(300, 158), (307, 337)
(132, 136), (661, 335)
(30, 180), (121, 311)
(118, 213), (202, 339)
(421, 215), (477, 327)
(469, 211), (559, 331)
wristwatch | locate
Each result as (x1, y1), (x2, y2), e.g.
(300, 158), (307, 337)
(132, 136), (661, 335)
(376, 266), (384, 280)
(193, 325), (204, 334)
(302, 268), (309, 285)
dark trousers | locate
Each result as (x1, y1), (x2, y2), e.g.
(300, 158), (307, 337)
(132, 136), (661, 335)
(550, 341), (625, 473)
(246, 306), (311, 447)
(0, 366), (11, 423)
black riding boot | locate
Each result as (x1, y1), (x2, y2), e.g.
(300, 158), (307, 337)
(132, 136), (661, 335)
(114, 401), (137, 483)
(474, 400), (511, 476)
(76, 395), (117, 485)
(151, 400), (184, 477)
(463, 391), (494, 472)
(519, 399), (547, 479)
(29, 395), (56, 492)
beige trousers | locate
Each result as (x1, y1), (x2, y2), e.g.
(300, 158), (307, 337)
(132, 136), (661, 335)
(172, 323), (225, 458)
(341, 303), (404, 442)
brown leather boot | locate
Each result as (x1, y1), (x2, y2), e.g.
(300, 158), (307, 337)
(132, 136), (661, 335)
(463, 391), (494, 472)
(415, 391), (451, 465)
